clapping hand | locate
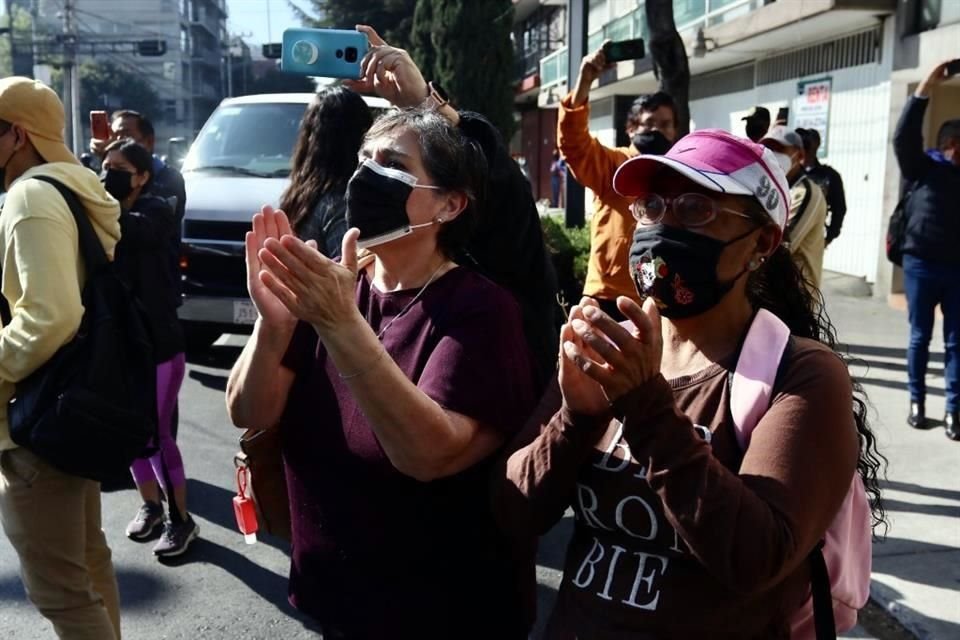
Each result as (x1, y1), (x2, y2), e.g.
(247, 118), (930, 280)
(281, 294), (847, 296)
(257, 227), (363, 336)
(561, 297), (663, 406)
(245, 206), (298, 331)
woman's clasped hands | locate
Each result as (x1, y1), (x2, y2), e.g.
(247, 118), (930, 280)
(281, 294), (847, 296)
(559, 296), (664, 415)
(244, 205), (362, 336)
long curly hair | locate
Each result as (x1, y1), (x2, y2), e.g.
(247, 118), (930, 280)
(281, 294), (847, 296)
(746, 236), (888, 536)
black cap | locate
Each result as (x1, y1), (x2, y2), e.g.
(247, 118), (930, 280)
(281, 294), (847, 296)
(741, 106), (771, 122)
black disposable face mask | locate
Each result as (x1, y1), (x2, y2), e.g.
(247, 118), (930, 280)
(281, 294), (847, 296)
(629, 224), (756, 319)
(101, 168), (135, 203)
(345, 159), (439, 249)
(632, 130), (672, 155)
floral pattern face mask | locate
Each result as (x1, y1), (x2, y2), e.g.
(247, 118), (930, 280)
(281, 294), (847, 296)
(629, 224), (755, 319)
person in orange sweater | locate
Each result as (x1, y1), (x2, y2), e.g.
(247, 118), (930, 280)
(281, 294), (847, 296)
(559, 43), (678, 320)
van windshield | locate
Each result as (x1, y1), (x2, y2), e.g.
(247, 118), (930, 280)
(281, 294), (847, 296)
(182, 102), (307, 178)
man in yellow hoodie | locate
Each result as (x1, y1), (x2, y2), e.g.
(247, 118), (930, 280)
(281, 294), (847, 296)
(0, 78), (122, 640)
(558, 43), (678, 319)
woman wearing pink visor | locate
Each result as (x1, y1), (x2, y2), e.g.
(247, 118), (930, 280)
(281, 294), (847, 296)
(495, 130), (886, 639)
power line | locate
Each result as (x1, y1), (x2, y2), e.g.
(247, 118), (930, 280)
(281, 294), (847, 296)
(74, 7), (172, 40)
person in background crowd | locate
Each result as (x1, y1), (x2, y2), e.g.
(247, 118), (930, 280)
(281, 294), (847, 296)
(893, 59), (960, 439)
(550, 148), (566, 208)
(226, 108), (537, 639)
(761, 126), (827, 291)
(494, 129), (886, 639)
(280, 86), (373, 257)
(741, 106), (771, 143)
(559, 41), (677, 321)
(0, 77), (122, 640)
(101, 138), (198, 556)
(90, 110), (186, 229)
(92, 110), (186, 444)
(798, 127), (848, 246)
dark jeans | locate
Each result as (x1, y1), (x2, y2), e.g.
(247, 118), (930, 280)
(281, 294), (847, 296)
(903, 254), (960, 411)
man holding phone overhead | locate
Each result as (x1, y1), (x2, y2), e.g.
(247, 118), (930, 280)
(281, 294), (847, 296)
(893, 59), (960, 438)
(558, 40), (678, 320)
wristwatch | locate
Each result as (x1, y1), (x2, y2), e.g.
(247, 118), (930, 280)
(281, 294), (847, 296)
(425, 81), (449, 109)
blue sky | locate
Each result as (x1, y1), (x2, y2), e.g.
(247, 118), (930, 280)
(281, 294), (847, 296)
(226, 0), (310, 47)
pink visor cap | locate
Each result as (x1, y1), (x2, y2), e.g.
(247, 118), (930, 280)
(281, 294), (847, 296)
(612, 129), (791, 230)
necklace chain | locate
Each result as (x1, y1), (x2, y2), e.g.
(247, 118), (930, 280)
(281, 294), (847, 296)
(374, 262), (447, 340)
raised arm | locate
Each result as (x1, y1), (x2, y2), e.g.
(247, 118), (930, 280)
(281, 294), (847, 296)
(894, 62), (950, 181)
(557, 43), (631, 196)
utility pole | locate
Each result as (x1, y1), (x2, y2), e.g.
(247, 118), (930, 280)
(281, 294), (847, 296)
(62, 0), (81, 155)
(4, 0), (15, 76)
(226, 35), (233, 97)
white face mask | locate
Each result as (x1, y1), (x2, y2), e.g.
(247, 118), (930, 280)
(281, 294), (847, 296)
(772, 151), (795, 174)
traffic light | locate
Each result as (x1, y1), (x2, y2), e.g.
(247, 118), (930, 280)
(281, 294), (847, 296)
(137, 40), (167, 57)
(262, 43), (281, 60)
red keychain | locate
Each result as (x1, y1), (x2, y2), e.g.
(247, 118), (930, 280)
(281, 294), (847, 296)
(233, 466), (259, 545)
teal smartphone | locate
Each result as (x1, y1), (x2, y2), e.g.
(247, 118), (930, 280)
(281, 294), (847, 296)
(280, 28), (369, 79)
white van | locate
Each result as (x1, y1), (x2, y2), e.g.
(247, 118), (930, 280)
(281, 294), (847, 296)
(177, 92), (390, 350)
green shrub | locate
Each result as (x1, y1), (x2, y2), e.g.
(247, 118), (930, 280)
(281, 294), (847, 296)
(541, 216), (591, 283)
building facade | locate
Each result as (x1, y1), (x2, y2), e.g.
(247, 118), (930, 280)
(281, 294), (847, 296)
(64, 0), (229, 151)
(512, 0), (960, 297)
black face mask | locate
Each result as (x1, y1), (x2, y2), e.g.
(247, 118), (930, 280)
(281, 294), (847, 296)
(629, 224), (756, 319)
(631, 130), (672, 155)
(101, 168), (135, 203)
(345, 159), (437, 249)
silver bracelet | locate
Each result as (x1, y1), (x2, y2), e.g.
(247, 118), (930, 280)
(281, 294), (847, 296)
(338, 347), (387, 381)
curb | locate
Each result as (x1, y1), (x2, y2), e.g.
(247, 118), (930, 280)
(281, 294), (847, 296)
(859, 597), (921, 640)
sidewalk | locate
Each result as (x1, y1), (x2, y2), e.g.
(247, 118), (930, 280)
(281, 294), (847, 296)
(820, 271), (960, 640)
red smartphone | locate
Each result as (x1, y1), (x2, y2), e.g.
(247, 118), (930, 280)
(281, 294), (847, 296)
(90, 110), (110, 140)
(946, 59), (960, 77)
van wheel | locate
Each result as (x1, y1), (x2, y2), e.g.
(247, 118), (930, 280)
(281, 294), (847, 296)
(183, 322), (221, 353)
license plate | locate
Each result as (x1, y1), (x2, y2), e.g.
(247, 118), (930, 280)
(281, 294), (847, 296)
(233, 300), (258, 325)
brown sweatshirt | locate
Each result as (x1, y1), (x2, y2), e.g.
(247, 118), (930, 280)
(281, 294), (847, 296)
(495, 337), (859, 639)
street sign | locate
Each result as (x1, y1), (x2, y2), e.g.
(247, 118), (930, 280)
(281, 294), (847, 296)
(794, 77), (832, 157)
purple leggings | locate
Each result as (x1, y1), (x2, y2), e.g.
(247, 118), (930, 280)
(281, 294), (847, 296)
(130, 353), (187, 492)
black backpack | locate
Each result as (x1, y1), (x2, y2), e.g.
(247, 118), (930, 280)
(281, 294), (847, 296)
(885, 182), (917, 267)
(0, 176), (158, 482)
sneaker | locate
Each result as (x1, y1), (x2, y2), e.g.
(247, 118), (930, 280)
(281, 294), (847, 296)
(153, 514), (199, 558)
(125, 501), (164, 541)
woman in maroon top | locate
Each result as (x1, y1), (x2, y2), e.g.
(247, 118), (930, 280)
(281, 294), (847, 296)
(226, 108), (536, 638)
(495, 130), (886, 639)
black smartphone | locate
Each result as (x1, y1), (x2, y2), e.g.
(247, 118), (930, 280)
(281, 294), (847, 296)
(946, 59), (960, 77)
(603, 38), (645, 63)
(776, 107), (790, 125)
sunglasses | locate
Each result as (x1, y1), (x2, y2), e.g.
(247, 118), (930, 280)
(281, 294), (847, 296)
(630, 192), (756, 228)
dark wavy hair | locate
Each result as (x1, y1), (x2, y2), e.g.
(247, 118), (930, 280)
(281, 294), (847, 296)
(280, 86), (373, 236)
(363, 107), (488, 259)
(739, 198), (888, 536)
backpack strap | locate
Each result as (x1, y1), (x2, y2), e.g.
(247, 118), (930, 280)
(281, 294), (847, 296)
(729, 308), (792, 449)
(0, 176), (107, 328)
(31, 176), (109, 271)
(809, 541), (838, 640)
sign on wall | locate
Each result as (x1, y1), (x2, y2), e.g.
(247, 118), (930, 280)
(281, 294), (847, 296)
(794, 77), (832, 157)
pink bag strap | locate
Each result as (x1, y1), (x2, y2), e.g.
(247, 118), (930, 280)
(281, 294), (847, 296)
(730, 308), (791, 450)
